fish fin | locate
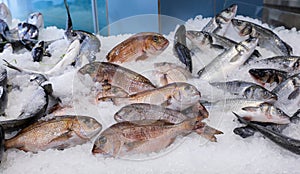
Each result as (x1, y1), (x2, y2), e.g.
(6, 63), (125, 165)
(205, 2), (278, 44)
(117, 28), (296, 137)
(161, 96), (172, 107)
(291, 109), (300, 123)
(159, 74), (168, 86)
(49, 131), (73, 145)
(124, 140), (148, 152)
(197, 67), (205, 77)
(194, 122), (223, 142)
(136, 54), (149, 61)
(181, 102), (208, 119)
(241, 106), (258, 112)
(211, 44), (225, 50)
(233, 126), (256, 138)
(288, 88), (300, 100)
(232, 112), (249, 125)
(2, 59), (22, 72)
(252, 50), (261, 58)
(229, 55), (240, 62)
(282, 41), (293, 55)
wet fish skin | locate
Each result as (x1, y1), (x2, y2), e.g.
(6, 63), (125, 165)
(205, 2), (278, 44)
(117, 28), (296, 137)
(234, 112), (300, 155)
(31, 41), (51, 62)
(0, 68), (7, 116)
(0, 3), (12, 27)
(111, 82), (201, 111)
(17, 22), (39, 51)
(92, 117), (222, 157)
(249, 68), (288, 86)
(27, 12), (44, 29)
(197, 37), (258, 82)
(78, 62), (156, 94)
(5, 115), (102, 152)
(107, 32), (169, 63)
(173, 25), (192, 72)
(202, 4), (238, 35)
(231, 19), (293, 56)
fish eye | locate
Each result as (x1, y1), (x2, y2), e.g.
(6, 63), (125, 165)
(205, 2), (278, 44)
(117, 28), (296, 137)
(152, 35), (159, 42)
(72, 32), (77, 37)
(184, 86), (191, 91)
(293, 61), (299, 69)
(98, 136), (107, 144)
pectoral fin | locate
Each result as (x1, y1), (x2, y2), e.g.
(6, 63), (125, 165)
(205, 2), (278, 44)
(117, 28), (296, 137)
(288, 87), (300, 100)
(124, 140), (148, 152)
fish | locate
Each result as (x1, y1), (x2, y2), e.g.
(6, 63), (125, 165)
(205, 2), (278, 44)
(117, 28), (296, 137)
(17, 22), (39, 50)
(210, 81), (277, 102)
(240, 102), (290, 124)
(0, 125), (4, 163)
(202, 4), (238, 36)
(95, 85), (128, 102)
(114, 102), (208, 123)
(5, 115), (102, 152)
(272, 73), (300, 115)
(173, 25), (192, 72)
(64, 0), (100, 63)
(0, 68), (7, 116)
(233, 112), (300, 155)
(78, 61), (156, 94)
(92, 117), (222, 157)
(31, 41), (51, 62)
(231, 19), (293, 56)
(110, 82), (201, 111)
(106, 32), (169, 63)
(197, 37), (258, 82)
(153, 62), (192, 86)
(249, 68), (288, 87)
(247, 56), (300, 74)
(27, 12), (44, 29)
(0, 3), (12, 27)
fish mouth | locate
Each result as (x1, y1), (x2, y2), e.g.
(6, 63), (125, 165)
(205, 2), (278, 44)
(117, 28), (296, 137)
(92, 145), (106, 155)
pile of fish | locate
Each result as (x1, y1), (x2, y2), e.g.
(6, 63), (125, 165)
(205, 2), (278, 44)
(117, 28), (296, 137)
(0, 1), (299, 166)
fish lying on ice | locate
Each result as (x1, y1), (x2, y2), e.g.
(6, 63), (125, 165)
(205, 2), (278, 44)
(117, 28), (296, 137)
(92, 117), (222, 157)
(31, 40), (51, 62)
(249, 68), (288, 87)
(106, 32), (169, 63)
(5, 115), (102, 152)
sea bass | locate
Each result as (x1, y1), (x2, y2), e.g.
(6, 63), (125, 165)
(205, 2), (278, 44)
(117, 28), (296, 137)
(198, 37), (258, 82)
(110, 82), (201, 111)
(106, 32), (169, 63)
(92, 117), (222, 157)
(231, 19), (293, 56)
(202, 4), (238, 36)
(5, 115), (102, 152)
(249, 68), (288, 87)
(78, 61), (156, 94)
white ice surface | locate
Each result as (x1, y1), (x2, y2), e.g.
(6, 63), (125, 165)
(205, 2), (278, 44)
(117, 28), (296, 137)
(0, 15), (300, 174)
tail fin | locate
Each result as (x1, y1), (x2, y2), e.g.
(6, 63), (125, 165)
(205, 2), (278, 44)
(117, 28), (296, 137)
(194, 122), (223, 142)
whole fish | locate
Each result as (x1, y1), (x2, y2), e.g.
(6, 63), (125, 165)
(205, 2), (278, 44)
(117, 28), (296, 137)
(210, 80), (277, 102)
(197, 37), (258, 82)
(110, 82), (201, 111)
(153, 62), (192, 86)
(234, 112), (300, 155)
(106, 32), (169, 63)
(92, 117), (222, 157)
(249, 68), (288, 86)
(78, 62), (156, 94)
(0, 68), (7, 116)
(0, 125), (4, 163)
(0, 3), (11, 27)
(202, 4), (238, 36)
(64, 0), (100, 63)
(31, 41), (51, 62)
(272, 73), (300, 115)
(5, 115), (102, 152)
(27, 12), (44, 29)
(173, 25), (192, 72)
(247, 56), (300, 73)
(231, 19), (293, 56)
(114, 102), (208, 123)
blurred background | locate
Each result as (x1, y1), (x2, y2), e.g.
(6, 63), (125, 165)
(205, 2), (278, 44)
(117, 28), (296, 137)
(2, 0), (300, 36)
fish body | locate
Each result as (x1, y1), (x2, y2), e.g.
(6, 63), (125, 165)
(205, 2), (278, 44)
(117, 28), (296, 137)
(31, 41), (51, 62)
(202, 4), (238, 35)
(107, 32), (169, 63)
(198, 37), (258, 82)
(234, 112), (300, 155)
(210, 80), (277, 101)
(173, 25), (192, 72)
(0, 125), (4, 162)
(27, 12), (44, 29)
(249, 68), (288, 87)
(96, 85), (128, 102)
(0, 3), (11, 27)
(153, 62), (192, 86)
(111, 82), (201, 111)
(0, 68), (7, 116)
(231, 19), (293, 56)
(5, 115), (102, 152)
(78, 62), (156, 94)
(92, 117), (222, 157)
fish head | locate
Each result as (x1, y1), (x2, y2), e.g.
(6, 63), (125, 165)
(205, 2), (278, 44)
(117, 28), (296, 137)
(186, 31), (213, 47)
(27, 12), (44, 29)
(231, 19), (258, 38)
(77, 62), (102, 83)
(144, 33), (169, 55)
(248, 69), (269, 85)
(216, 4), (238, 25)
(92, 133), (119, 157)
(173, 83), (201, 109)
(235, 37), (258, 57)
(18, 22), (39, 41)
(243, 86), (277, 101)
(292, 59), (300, 71)
(75, 116), (102, 139)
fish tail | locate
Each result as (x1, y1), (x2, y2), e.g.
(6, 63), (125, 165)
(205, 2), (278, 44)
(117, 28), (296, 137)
(194, 122), (223, 142)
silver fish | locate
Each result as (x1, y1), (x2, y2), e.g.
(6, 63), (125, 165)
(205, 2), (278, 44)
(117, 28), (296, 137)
(197, 37), (258, 82)
(202, 4), (238, 36)
(0, 3), (11, 27)
(27, 12), (44, 29)
(231, 19), (293, 56)
(249, 68), (288, 87)
(210, 80), (277, 102)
